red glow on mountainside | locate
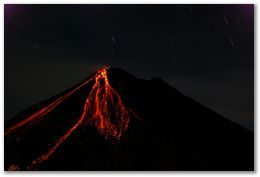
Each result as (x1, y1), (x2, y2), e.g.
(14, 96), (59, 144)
(5, 68), (137, 170)
(5, 76), (93, 138)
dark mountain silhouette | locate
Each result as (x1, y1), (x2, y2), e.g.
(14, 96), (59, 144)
(5, 67), (254, 171)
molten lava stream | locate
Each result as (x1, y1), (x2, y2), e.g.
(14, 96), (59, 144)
(4, 76), (95, 138)
(26, 69), (135, 170)
(26, 83), (98, 170)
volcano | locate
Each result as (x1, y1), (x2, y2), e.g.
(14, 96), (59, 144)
(5, 67), (254, 171)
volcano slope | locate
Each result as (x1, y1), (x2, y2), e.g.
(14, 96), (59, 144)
(5, 67), (254, 171)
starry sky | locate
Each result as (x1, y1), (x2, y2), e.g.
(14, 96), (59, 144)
(5, 4), (254, 131)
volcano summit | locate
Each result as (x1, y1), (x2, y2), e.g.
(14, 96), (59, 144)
(5, 67), (253, 171)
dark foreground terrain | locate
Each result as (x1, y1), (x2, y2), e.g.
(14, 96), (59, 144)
(5, 67), (254, 171)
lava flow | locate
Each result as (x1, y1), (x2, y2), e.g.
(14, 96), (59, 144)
(5, 75), (94, 138)
(5, 68), (137, 170)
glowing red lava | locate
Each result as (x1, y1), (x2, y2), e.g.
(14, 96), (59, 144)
(5, 76), (93, 138)
(5, 68), (137, 170)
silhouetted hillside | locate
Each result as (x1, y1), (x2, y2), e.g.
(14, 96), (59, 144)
(5, 67), (254, 171)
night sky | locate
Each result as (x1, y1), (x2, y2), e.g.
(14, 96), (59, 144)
(4, 4), (254, 131)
